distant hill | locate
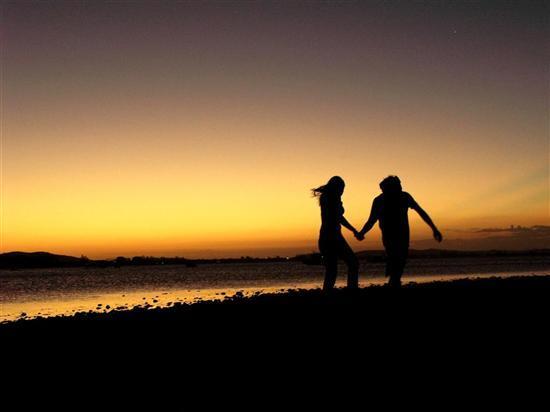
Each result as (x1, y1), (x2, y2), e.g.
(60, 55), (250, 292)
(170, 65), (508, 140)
(0, 252), (87, 269)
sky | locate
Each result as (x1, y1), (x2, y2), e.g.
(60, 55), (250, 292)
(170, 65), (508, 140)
(1, 0), (548, 258)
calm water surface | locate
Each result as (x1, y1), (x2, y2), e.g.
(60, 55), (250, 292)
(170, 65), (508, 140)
(1, 256), (549, 322)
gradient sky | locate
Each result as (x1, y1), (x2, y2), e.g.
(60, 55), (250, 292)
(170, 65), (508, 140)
(1, 1), (548, 258)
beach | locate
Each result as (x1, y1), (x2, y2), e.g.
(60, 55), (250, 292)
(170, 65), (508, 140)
(2, 274), (546, 412)
(3, 273), (549, 394)
(3, 253), (550, 361)
(3, 275), (549, 335)
(2, 253), (549, 322)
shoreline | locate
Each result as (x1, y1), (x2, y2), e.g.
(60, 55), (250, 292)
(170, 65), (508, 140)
(2, 270), (549, 322)
(2, 274), (550, 331)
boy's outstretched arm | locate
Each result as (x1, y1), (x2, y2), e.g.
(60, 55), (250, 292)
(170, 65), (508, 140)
(409, 196), (443, 242)
(358, 200), (379, 238)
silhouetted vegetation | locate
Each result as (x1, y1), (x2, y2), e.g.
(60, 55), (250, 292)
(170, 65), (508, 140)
(1, 249), (549, 270)
(293, 248), (550, 265)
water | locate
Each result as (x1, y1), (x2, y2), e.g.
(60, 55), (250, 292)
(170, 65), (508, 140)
(1, 255), (549, 322)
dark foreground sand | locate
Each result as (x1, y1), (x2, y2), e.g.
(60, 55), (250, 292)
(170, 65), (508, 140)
(2, 275), (549, 391)
(3, 275), (549, 335)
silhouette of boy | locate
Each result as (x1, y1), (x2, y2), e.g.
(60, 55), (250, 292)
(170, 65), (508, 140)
(356, 176), (442, 287)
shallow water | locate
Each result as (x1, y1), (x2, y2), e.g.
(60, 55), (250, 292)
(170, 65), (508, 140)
(1, 256), (549, 322)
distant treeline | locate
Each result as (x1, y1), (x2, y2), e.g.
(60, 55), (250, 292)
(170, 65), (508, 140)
(0, 251), (289, 269)
(294, 248), (550, 265)
(114, 255), (292, 266)
(0, 252), (199, 269)
(359, 248), (550, 259)
(113, 256), (197, 267)
(1, 249), (549, 269)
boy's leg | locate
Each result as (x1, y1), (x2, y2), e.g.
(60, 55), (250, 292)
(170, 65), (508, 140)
(387, 249), (407, 288)
(395, 255), (407, 285)
(385, 244), (400, 287)
(386, 257), (400, 287)
(388, 271), (401, 288)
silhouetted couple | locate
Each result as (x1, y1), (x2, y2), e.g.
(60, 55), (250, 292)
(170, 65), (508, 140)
(313, 175), (442, 290)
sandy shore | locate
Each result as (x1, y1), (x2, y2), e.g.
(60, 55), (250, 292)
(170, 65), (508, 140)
(2, 275), (549, 334)
(3, 274), (549, 382)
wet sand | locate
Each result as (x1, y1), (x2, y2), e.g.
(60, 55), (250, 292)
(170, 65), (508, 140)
(3, 274), (549, 384)
(3, 275), (549, 334)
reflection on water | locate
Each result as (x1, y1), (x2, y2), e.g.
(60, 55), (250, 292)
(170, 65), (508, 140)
(1, 257), (549, 322)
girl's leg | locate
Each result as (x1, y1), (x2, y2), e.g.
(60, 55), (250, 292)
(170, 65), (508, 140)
(320, 238), (338, 291)
(338, 238), (359, 289)
(322, 255), (338, 291)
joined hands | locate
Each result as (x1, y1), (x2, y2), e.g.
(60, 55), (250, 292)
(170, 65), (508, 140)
(353, 230), (365, 241)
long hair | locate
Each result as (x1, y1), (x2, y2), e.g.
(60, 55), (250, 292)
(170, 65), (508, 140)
(312, 176), (345, 203)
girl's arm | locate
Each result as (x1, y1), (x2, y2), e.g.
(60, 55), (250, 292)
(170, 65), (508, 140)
(341, 216), (359, 235)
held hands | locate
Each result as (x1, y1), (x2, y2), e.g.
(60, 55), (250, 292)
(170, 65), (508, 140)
(353, 229), (365, 241)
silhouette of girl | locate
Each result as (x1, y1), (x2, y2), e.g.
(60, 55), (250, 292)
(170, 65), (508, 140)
(312, 176), (359, 290)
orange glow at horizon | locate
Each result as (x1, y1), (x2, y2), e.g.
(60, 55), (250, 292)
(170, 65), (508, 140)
(2, 2), (548, 258)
